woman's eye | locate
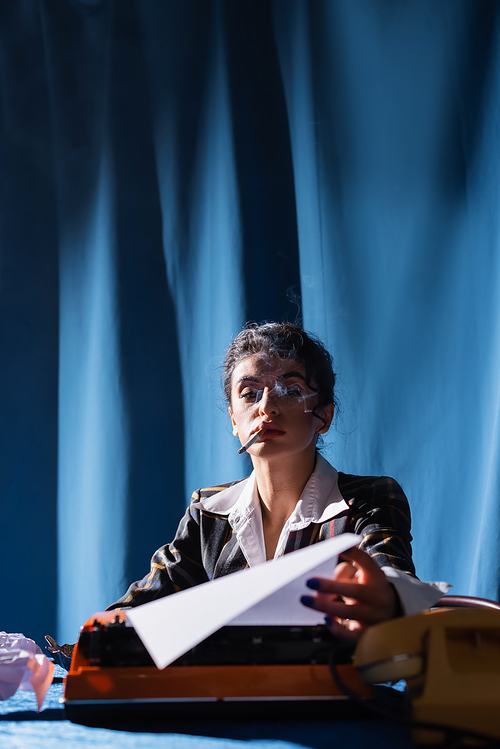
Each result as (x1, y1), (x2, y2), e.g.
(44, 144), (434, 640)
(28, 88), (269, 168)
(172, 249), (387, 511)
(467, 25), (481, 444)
(286, 387), (303, 398)
(241, 389), (260, 401)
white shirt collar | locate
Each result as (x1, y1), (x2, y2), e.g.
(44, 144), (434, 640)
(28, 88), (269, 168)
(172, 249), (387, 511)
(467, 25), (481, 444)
(198, 454), (349, 566)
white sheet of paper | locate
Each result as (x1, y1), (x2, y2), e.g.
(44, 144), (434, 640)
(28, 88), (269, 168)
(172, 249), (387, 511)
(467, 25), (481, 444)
(126, 533), (360, 669)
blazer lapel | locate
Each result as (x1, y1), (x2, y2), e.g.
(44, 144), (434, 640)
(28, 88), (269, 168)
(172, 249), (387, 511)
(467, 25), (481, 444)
(212, 534), (249, 578)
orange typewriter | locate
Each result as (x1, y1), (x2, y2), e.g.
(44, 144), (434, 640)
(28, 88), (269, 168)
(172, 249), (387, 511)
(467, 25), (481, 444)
(62, 610), (372, 726)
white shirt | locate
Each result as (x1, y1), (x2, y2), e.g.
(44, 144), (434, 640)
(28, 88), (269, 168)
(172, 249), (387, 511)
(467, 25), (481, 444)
(198, 454), (450, 614)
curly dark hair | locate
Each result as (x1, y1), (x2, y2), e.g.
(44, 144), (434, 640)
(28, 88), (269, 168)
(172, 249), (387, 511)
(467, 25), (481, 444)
(223, 322), (337, 428)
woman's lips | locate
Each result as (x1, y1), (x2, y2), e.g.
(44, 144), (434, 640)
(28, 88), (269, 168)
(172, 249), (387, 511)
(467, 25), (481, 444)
(259, 425), (285, 439)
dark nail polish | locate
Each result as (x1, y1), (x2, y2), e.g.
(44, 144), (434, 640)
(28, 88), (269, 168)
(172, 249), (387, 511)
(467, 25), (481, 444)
(300, 595), (315, 608)
(306, 578), (321, 590)
(324, 616), (333, 627)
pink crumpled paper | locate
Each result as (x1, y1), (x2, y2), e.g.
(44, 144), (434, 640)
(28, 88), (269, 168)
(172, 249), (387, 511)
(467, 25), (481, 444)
(0, 632), (55, 710)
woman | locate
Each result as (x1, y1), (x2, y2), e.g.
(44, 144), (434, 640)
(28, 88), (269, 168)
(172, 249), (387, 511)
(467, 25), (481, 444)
(107, 322), (443, 638)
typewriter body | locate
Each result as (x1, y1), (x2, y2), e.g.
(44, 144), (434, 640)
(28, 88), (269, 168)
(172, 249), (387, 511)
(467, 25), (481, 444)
(63, 610), (372, 726)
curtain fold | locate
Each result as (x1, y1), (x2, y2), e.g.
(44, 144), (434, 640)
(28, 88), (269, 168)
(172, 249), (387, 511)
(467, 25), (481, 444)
(40, 0), (130, 638)
(0, 0), (498, 646)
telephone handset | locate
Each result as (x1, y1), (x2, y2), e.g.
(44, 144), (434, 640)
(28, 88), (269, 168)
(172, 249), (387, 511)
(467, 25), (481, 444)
(353, 607), (500, 743)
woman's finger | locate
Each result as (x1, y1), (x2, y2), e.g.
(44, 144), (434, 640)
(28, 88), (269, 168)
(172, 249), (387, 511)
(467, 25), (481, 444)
(323, 616), (361, 642)
(332, 561), (357, 581)
(339, 547), (387, 581)
(301, 594), (389, 624)
(306, 577), (386, 603)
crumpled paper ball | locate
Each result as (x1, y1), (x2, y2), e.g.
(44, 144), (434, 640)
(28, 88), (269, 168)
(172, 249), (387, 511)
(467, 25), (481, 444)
(0, 632), (55, 710)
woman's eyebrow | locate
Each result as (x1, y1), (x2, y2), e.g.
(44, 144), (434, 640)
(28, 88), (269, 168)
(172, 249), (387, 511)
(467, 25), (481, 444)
(236, 372), (306, 384)
(280, 371), (306, 381)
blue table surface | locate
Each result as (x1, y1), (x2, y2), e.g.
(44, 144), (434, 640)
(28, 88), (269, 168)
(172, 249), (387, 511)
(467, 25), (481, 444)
(0, 667), (415, 749)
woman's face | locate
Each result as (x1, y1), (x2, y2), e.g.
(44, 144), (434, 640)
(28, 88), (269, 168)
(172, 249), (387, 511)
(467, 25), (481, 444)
(229, 355), (333, 461)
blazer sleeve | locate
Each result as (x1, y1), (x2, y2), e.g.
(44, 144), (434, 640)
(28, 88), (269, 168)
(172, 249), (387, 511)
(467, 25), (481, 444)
(345, 475), (416, 576)
(106, 497), (209, 610)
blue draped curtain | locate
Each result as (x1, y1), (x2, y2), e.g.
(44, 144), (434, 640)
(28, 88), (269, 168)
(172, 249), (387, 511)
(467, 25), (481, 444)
(1, 0), (499, 646)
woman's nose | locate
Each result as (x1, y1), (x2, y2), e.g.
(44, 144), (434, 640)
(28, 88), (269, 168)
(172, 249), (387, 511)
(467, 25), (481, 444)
(258, 387), (280, 416)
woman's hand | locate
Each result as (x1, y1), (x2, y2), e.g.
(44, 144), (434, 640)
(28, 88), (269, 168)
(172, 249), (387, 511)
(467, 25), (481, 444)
(300, 546), (399, 641)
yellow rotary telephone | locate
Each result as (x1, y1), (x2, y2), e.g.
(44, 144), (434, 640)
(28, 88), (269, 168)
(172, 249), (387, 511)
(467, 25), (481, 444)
(353, 605), (500, 744)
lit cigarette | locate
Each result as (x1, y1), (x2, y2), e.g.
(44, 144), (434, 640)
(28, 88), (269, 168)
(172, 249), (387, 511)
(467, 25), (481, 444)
(237, 428), (265, 454)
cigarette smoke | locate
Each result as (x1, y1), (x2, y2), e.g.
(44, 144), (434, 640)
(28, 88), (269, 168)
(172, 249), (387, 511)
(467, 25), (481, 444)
(236, 353), (319, 415)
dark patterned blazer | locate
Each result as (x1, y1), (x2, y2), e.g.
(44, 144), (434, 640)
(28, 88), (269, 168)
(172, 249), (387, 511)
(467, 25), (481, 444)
(107, 471), (414, 610)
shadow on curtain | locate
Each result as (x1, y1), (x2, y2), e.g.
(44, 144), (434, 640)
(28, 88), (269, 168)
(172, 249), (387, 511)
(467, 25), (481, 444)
(0, 0), (498, 646)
